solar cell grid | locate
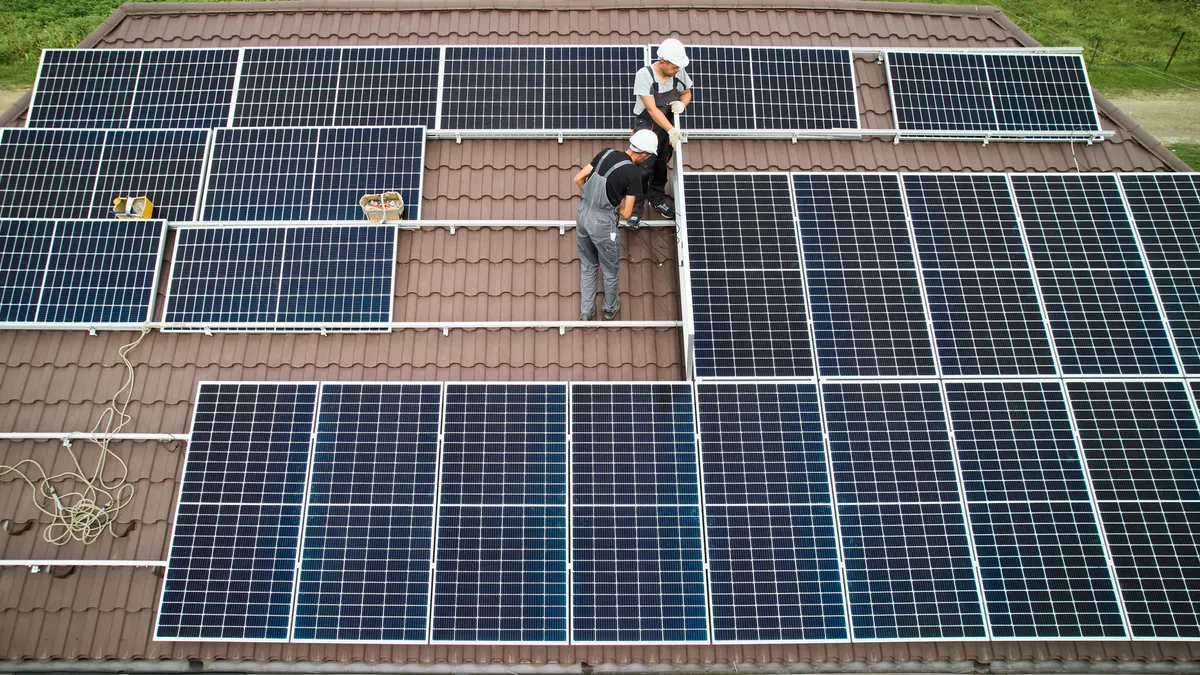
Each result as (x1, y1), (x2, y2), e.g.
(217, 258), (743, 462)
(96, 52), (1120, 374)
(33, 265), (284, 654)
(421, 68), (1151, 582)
(794, 174), (914, 269)
(202, 127), (319, 221)
(545, 46), (646, 130)
(682, 173), (801, 270)
(441, 47), (545, 130)
(129, 49), (239, 128)
(1148, 266), (1200, 372)
(1011, 174), (1142, 267)
(0, 129), (104, 220)
(0, 220), (53, 323)
(985, 53), (1099, 132)
(807, 267), (936, 377)
(904, 174), (1028, 269)
(334, 47), (440, 127)
(164, 226), (285, 327)
(1121, 173), (1200, 268)
(695, 382), (830, 506)
(29, 49), (140, 128)
(886, 52), (996, 132)
(751, 47), (858, 130)
(690, 268), (814, 378)
(670, 46), (752, 131)
(233, 47), (341, 127)
(310, 126), (425, 221)
(277, 224), (396, 327)
(923, 268), (1056, 376)
(91, 129), (209, 222)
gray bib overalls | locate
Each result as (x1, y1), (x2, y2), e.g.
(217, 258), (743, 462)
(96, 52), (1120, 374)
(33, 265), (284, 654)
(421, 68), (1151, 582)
(577, 149), (630, 316)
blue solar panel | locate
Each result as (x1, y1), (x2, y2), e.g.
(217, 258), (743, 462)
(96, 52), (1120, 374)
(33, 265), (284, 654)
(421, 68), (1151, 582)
(0, 220), (53, 323)
(808, 268), (936, 377)
(572, 382), (698, 506)
(945, 382), (1124, 638)
(334, 47), (440, 128)
(1067, 380), (1200, 638)
(37, 219), (165, 325)
(696, 382), (848, 643)
(432, 383), (569, 643)
(130, 49), (239, 128)
(1011, 174), (1143, 268)
(294, 383), (441, 642)
(234, 48), (341, 127)
(164, 224), (395, 331)
(985, 53), (1099, 133)
(690, 268), (814, 379)
(0, 129), (104, 219)
(1147, 266), (1200, 373)
(571, 383), (708, 643)
(441, 47), (545, 131)
(904, 174), (1028, 269)
(682, 173), (801, 270)
(695, 382), (830, 506)
(28, 50), (140, 128)
(794, 174), (913, 269)
(92, 129), (210, 221)
(886, 52), (995, 132)
(838, 501), (986, 640)
(545, 46), (648, 130)
(923, 268), (1056, 376)
(158, 382), (317, 641)
(203, 126), (424, 221)
(750, 48), (858, 131)
(1036, 268), (1176, 375)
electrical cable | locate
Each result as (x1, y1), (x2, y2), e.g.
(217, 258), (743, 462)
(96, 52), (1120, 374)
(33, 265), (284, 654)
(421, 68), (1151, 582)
(0, 328), (150, 546)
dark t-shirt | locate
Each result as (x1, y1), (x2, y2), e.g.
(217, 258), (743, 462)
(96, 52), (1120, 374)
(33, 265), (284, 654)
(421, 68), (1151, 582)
(589, 150), (644, 207)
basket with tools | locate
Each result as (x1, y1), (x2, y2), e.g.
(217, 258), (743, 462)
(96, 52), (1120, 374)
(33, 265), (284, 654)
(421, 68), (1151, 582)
(360, 192), (404, 222)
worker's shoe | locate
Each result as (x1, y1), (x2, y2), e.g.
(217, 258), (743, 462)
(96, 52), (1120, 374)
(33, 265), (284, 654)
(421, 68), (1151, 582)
(626, 215), (641, 230)
(652, 201), (676, 220)
(581, 312), (594, 321)
(602, 297), (621, 321)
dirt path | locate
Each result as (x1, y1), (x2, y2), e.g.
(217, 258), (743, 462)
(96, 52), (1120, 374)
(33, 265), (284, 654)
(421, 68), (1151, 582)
(0, 89), (29, 115)
(1108, 90), (1200, 144)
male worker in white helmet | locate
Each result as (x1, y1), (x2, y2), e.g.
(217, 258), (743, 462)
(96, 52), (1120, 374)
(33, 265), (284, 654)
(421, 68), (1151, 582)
(628, 37), (693, 228)
(573, 129), (660, 321)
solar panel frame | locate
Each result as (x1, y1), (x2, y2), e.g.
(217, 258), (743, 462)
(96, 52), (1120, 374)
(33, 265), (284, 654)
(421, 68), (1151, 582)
(156, 381), (319, 642)
(162, 223), (396, 332)
(430, 382), (570, 645)
(570, 382), (711, 644)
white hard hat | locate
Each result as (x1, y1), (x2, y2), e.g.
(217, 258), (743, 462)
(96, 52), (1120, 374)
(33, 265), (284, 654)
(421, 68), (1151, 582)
(630, 129), (659, 155)
(657, 38), (690, 68)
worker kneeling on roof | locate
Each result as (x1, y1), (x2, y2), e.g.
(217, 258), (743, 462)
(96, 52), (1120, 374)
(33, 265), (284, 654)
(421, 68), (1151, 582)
(628, 38), (692, 228)
(573, 129), (659, 321)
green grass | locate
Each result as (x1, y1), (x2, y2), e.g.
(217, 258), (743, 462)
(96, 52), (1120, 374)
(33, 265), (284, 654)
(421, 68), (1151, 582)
(1170, 142), (1200, 169)
(0, 0), (127, 88)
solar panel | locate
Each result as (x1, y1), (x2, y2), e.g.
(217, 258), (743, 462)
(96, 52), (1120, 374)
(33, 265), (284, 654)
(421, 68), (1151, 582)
(28, 50), (140, 128)
(0, 220), (53, 323)
(807, 268), (936, 377)
(202, 126), (424, 221)
(1036, 268), (1176, 375)
(294, 383), (442, 642)
(672, 46), (752, 131)
(923, 268), (1056, 376)
(129, 49), (239, 128)
(432, 383), (569, 643)
(164, 224), (395, 331)
(0, 129), (104, 219)
(37, 219), (166, 325)
(1011, 174), (1142, 268)
(884, 51), (1100, 134)
(1121, 174), (1200, 373)
(905, 174), (1028, 269)
(157, 382), (318, 641)
(545, 46), (647, 130)
(750, 48), (858, 130)
(794, 174), (913, 269)
(233, 48), (341, 127)
(334, 47), (440, 127)
(696, 382), (848, 642)
(1067, 380), (1200, 638)
(571, 383), (708, 643)
(690, 268), (813, 378)
(985, 53), (1099, 132)
(822, 382), (986, 640)
(0, 128), (208, 221)
(886, 52), (995, 132)
(441, 47), (545, 131)
(682, 173), (801, 270)
(945, 382), (1124, 638)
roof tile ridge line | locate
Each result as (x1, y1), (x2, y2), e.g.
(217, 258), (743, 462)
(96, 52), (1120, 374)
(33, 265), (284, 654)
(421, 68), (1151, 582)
(987, 4), (1191, 172)
(112, 0), (1004, 16)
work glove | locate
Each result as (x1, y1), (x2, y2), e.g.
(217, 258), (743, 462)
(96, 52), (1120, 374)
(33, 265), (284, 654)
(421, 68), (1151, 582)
(668, 127), (684, 148)
(669, 101), (686, 115)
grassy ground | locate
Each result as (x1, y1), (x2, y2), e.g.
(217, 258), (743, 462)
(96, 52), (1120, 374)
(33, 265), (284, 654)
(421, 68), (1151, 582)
(1169, 143), (1200, 169)
(0, 0), (126, 88)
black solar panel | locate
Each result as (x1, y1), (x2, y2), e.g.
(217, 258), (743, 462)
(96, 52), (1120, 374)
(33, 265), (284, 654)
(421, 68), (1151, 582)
(795, 174), (913, 269)
(545, 46), (647, 130)
(203, 126), (424, 221)
(886, 52), (995, 132)
(675, 46), (753, 131)
(334, 47), (440, 127)
(683, 173), (801, 270)
(165, 224), (395, 331)
(1011, 174), (1142, 268)
(905, 174), (1028, 269)
(571, 383), (708, 643)
(157, 382), (317, 641)
(432, 383), (569, 643)
(690, 268), (814, 378)
(1147, 266), (1200, 373)
(294, 383), (441, 642)
(1068, 380), (1200, 638)
(696, 382), (848, 643)
(92, 129), (210, 221)
(441, 47), (545, 131)
(28, 50), (140, 128)
(751, 48), (858, 130)
(946, 382), (1124, 638)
